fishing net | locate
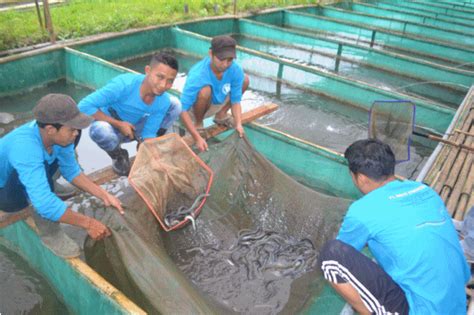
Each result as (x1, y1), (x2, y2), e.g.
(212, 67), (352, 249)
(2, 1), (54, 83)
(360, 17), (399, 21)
(128, 133), (213, 231)
(369, 100), (415, 163)
(79, 132), (352, 314)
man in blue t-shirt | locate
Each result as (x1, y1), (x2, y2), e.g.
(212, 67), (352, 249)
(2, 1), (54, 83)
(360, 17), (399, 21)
(180, 35), (249, 152)
(0, 94), (123, 257)
(319, 139), (469, 315)
(79, 52), (181, 176)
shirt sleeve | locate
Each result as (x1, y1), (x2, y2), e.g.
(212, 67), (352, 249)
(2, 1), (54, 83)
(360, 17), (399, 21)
(336, 210), (370, 251)
(180, 76), (201, 112)
(56, 144), (81, 183)
(9, 142), (67, 221)
(78, 75), (127, 116)
(230, 64), (244, 105)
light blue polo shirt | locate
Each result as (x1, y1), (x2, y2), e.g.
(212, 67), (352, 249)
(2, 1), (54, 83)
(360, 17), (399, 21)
(338, 180), (469, 314)
(78, 73), (172, 140)
(0, 121), (81, 221)
(180, 57), (244, 111)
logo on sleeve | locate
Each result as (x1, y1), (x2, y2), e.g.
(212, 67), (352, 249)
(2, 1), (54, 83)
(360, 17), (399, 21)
(222, 83), (231, 96)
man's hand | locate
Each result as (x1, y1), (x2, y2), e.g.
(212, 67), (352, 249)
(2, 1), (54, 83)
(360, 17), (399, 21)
(116, 121), (136, 140)
(235, 124), (245, 138)
(86, 218), (111, 240)
(195, 135), (209, 152)
(102, 193), (124, 215)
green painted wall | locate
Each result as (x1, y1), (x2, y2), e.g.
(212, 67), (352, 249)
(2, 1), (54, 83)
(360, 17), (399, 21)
(72, 27), (173, 63)
(384, 0), (474, 19)
(344, 2), (474, 34)
(238, 19), (473, 88)
(282, 10), (474, 64)
(172, 26), (455, 134)
(0, 222), (129, 315)
(65, 48), (133, 90)
(371, 1), (474, 26)
(0, 50), (64, 97)
(179, 18), (238, 37)
(246, 124), (361, 199)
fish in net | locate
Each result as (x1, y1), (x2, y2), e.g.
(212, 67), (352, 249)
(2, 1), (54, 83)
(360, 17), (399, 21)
(128, 133), (213, 231)
(79, 132), (352, 314)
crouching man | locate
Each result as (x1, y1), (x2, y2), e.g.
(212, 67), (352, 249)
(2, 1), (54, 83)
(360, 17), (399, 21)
(319, 139), (469, 314)
(78, 52), (180, 176)
(0, 94), (123, 257)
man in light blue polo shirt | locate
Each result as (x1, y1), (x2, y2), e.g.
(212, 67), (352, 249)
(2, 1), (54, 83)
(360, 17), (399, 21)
(79, 52), (181, 175)
(319, 139), (469, 314)
(180, 35), (249, 152)
(0, 94), (123, 257)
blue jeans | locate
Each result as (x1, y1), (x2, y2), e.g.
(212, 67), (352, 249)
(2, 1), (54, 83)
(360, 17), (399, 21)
(0, 161), (58, 212)
(89, 95), (181, 152)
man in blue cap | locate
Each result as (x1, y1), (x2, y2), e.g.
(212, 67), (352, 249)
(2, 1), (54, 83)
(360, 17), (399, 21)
(0, 94), (123, 257)
(180, 35), (249, 152)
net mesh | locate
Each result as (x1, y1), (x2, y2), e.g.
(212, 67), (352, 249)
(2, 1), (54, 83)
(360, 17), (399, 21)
(128, 134), (213, 231)
(80, 133), (352, 314)
(369, 100), (415, 163)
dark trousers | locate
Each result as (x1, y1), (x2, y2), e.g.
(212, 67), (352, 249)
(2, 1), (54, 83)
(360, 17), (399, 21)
(0, 160), (58, 212)
(319, 240), (409, 315)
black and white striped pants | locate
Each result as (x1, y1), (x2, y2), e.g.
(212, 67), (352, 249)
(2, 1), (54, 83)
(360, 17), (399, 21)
(319, 240), (409, 315)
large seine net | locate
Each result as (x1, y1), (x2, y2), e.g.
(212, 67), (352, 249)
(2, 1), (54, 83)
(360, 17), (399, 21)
(82, 132), (352, 314)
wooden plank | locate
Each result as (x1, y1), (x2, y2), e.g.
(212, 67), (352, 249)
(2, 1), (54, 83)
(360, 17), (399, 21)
(0, 208), (31, 228)
(68, 258), (146, 315)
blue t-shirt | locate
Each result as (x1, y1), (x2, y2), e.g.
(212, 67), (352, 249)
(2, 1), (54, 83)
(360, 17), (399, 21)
(0, 121), (81, 221)
(78, 73), (172, 139)
(338, 180), (469, 314)
(180, 57), (244, 111)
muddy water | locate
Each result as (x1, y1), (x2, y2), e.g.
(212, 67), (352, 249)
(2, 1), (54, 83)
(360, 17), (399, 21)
(0, 243), (70, 314)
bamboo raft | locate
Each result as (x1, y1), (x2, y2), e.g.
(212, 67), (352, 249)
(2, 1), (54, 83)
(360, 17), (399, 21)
(422, 87), (474, 221)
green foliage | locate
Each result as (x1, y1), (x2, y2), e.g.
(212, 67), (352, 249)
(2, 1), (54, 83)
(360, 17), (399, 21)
(0, 0), (314, 51)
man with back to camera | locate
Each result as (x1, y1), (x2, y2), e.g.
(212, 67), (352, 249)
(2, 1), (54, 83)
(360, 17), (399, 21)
(319, 139), (469, 314)
(180, 35), (250, 152)
(79, 52), (181, 176)
(0, 94), (123, 257)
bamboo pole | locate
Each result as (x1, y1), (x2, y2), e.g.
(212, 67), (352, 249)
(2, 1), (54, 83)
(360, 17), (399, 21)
(43, 0), (56, 44)
(433, 111), (473, 193)
(451, 128), (474, 219)
(426, 96), (473, 187)
(34, 0), (44, 30)
(456, 162), (474, 220)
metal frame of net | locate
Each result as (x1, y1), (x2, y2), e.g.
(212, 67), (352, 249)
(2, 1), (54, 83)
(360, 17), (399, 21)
(368, 100), (416, 163)
(128, 133), (213, 231)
